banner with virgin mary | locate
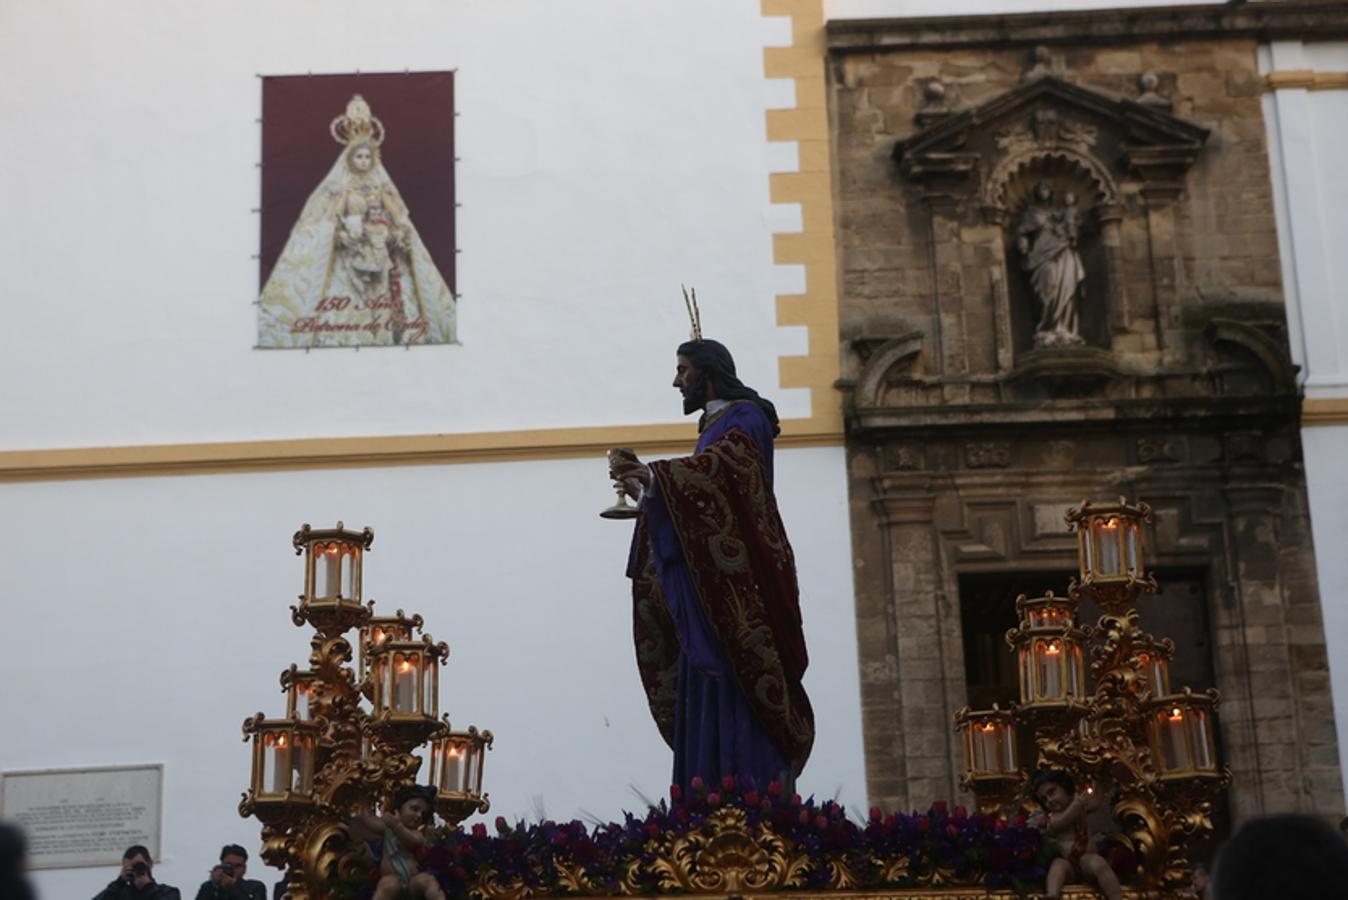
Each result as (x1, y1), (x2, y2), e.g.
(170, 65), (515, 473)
(257, 73), (457, 348)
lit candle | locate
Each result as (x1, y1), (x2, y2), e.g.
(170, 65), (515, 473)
(1164, 706), (1188, 771)
(1095, 518), (1121, 575)
(297, 684), (313, 719)
(270, 733), (290, 793)
(395, 656), (417, 712)
(442, 744), (463, 792)
(321, 544), (341, 598)
(1040, 640), (1062, 699)
(974, 722), (998, 773)
(1124, 523), (1140, 572)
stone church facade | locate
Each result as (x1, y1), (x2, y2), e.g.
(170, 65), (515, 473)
(827, 4), (1346, 826)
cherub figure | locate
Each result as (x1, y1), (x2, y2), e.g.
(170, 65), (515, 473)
(351, 784), (445, 900)
(1030, 769), (1123, 900)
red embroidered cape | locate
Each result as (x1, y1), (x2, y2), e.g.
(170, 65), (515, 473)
(630, 427), (815, 775)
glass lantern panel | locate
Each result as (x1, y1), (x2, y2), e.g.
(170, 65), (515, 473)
(1034, 639), (1064, 700)
(1067, 644), (1085, 697)
(999, 722), (1017, 771)
(392, 653), (419, 714)
(1151, 658), (1170, 695)
(294, 684), (314, 720)
(1158, 708), (1190, 772)
(441, 743), (464, 793)
(294, 733), (314, 795)
(1091, 517), (1123, 576)
(263, 730), (293, 794)
(423, 663), (438, 718)
(1191, 709), (1214, 770)
(1018, 645), (1033, 704)
(1124, 522), (1141, 573)
(465, 743), (481, 793)
(376, 655), (392, 713)
(342, 548), (358, 599)
(316, 544), (344, 599)
(972, 723), (1006, 774)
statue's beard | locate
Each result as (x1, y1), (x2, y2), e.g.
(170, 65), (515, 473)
(681, 373), (708, 416)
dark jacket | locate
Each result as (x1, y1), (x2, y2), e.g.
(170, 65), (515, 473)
(93, 877), (182, 900)
(195, 878), (268, 900)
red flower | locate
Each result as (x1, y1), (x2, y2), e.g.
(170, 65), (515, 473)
(494, 816), (509, 834)
(669, 784), (683, 803)
(760, 798), (773, 812)
(868, 806), (883, 823)
(790, 793), (802, 807)
(707, 792), (721, 807)
(1012, 814), (1028, 828)
(994, 818), (1008, 834)
(798, 809), (811, 825)
(552, 832), (569, 847)
(471, 823), (487, 839)
(931, 800), (948, 815)
(450, 865), (467, 880)
(814, 815), (829, 830)
(915, 816), (930, 834)
(744, 790), (760, 807)
(953, 804), (968, 821)
(767, 780), (783, 797)
(690, 776), (705, 793)
(721, 775), (736, 793)
(945, 823), (959, 839)
(645, 822), (662, 839)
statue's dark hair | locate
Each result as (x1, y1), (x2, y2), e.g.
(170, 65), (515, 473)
(1028, 768), (1076, 808)
(392, 784), (436, 824)
(676, 339), (780, 436)
(1212, 814), (1348, 900)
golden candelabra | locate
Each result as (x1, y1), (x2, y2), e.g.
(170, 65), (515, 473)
(239, 523), (494, 900)
(954, 499), (1230, 892)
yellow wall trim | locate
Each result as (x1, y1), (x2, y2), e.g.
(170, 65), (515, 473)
(1265, 70), (1348, 92)
(1302, 397), (1348, 427)
(0, 420), (845, 483)
(764, 0), (843, 434)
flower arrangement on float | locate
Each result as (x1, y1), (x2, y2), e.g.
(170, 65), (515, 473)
(331, 776), (1058, 899)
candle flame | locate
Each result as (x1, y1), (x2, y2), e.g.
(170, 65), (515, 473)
(399, 660), (413, 673)
(1045, 641), (1061, 656)
(1169, 707), (1183, 721)
(979, 722), (997, 733)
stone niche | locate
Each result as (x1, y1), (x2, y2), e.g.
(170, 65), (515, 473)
(828, 11), (1342, 838)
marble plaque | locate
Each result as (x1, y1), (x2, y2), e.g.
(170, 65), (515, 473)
(1, 765), (162, 869)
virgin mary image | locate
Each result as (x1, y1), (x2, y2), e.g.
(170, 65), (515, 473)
(257, 94), (456, 347)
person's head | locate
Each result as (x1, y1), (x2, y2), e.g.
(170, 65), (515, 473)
(122, 845), (153, 880)
(1212, 814), (1348, 899)
(673, 339), (780, 435)
(391, 784), (435, 829)
(220, 844), (248, 877)
(346, 141), (377, 175)
(1030, 768), (1076, 813)
(0, 822), (27, 879)
(1032, 181), (1052, 203)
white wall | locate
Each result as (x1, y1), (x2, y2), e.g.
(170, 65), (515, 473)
(0, 0), (809, 451)
(2, 449), (863, 898)
(1261, 39), (1348, 801)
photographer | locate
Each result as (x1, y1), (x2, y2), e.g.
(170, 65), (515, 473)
(195, 845), (265, 900)
(93, 845), (181, 900)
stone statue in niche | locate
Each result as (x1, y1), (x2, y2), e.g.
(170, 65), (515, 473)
(1016, 182), (1086, 347)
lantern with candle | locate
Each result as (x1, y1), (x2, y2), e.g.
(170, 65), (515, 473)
(1066, 499), (1157, 613)
(369, 634), (449, 744)
(428, 719), (494, 826)
(1147, 688), (1222, 780)
(1008, 592), (1088, 711)
(1131, 635), (1174, 699)
(358, 607), (424, 682)
(292, 523), (374, 635)
(954, 705), (1022, 815)
(241, 713), (320, 822)
(280, 665), (322, 722)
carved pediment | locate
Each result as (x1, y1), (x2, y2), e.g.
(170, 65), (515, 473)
(893, 77), (1209, 198)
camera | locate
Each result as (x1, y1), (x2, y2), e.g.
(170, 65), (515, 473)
(219, 862), (235, 877)
(131, 861), (150, 878)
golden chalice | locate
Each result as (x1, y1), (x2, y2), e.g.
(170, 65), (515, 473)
(600, 448), (640, 520)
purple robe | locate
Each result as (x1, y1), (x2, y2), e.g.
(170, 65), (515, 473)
(628, 402), (794, 789)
